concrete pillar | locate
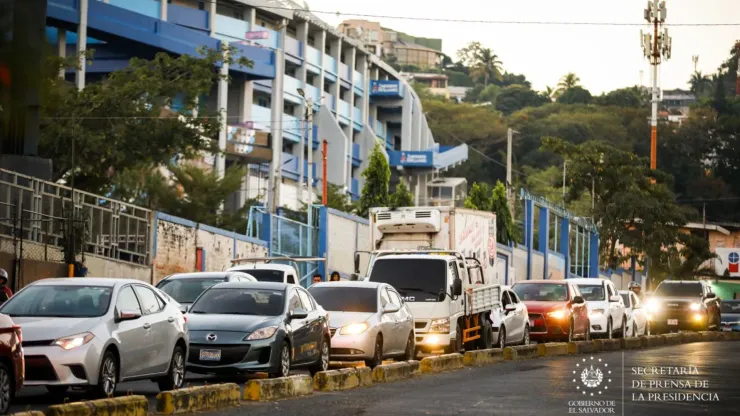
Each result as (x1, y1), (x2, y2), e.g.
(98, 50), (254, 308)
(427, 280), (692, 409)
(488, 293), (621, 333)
(400, 91), (412, 150)
(267, 20), (287, 212)
(57, 29), (66, 79)
(347, 47), (356, 189)
(216, 61), (229, 178)
(539, 207), (549, 279)
(160, 0), (167, 21)
(331, 38), (342, 107)
(589, 230), (599, 277)
(524, 199), (534, 280)
(559, 217), (570, 278)
(317, 30), (326, 98)
(75, 0), (88, 90)
(208, 0), (216, 37)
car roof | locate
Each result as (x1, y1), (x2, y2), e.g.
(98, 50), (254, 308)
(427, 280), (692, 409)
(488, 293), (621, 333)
(165, 272), (233, 279)
(310, 281), (385, 290)
(31, 277), (143, 287)
(228, 264), (295, 273)
(568, 278), (607, 285)
(211, 281), (292, 291)
(375, 254), (454, 261)
(512, 280), (567, 285)
(659, 280), (703, 284)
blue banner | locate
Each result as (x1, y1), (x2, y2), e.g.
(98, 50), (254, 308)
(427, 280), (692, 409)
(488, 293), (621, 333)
(388, 151), (433, 167)
(370, 80), (403, 97)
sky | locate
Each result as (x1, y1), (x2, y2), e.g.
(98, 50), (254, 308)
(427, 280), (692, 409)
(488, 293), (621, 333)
(301, 0), (740, 94)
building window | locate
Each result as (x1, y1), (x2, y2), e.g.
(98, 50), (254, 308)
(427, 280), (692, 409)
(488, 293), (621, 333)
(258, 98), (269, 107)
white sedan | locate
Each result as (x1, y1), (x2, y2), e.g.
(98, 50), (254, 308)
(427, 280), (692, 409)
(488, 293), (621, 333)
(570, 278), (627, 339)
(491, 286), (530, 348)
(619, 290), (649, 337)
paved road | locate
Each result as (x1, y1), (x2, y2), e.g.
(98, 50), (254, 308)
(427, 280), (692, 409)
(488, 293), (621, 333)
(195, 342), (740, 416)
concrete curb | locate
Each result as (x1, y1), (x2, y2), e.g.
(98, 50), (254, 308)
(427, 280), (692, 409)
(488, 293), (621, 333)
(503, 345), (538, 360)
(699, 331), (722, 342)
(463, 348), (505, 367)
(662, 333), (682, 345)
(313, 367), (372, 391)
(47, 395), (148, 416)
(408, 360), (421, 374)
(568, 341), (597, 355)
(621, 337), (642, 350)
(155, 384), (240, 415)
(419, 353), (464, 373)
(328, 361), (365, 369)
(593, 338), (621, 352)
(371, 361), (416, 382)
(243, 375), (313, 401)
(537, 343), (569, 357)
(639, 335), (665, 348)
(9, 413), (44, 416)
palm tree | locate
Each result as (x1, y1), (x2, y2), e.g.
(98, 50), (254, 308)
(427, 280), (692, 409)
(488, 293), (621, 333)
(470, 47), (503, 87)
(542, 85), (555, 101)
(555, 73), (580, 97)
(688, 71), (711, 96)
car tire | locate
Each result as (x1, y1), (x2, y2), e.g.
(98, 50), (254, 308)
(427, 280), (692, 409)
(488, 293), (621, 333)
(606, 318), (613, 340)
(522, 325), (530, 346)
(365, 335), (383, 368)
(632, 322), (638, 338)
(0, 362), (13, 415)
(497, 325), (506, 349)
(619, 316), (627, 338)
(94, 350), (118, 398)
(567, 320), (574, 343)
(270, 341), (291, 378)
(46, 385), (69, 396)
(157, 345), (186, 391)
(584, 321), (591, 341)
(309, 337), (330, 376)
(479, 317), (493, 349)
(403, 332), (415, 361)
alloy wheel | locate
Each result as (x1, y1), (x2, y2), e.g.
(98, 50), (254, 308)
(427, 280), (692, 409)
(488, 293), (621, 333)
(320, 340), (329, 371)
(0, 367), (10, 414)
(280, 345), (291, 377)
(607, 319), (613, 340)
(523, 326), (530, 345)
(102, 357), (117, 397)
(172, 351), (185, 388)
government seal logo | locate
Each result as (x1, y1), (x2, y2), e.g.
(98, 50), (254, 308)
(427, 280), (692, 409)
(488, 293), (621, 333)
(573, 356), (612, 396)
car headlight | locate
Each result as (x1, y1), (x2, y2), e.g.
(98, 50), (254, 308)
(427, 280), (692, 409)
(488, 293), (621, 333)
(589, 309), (605, 318)
(429, 317), (450, 333)
(689, 302), (702, 311)
(54, 332), (94, 350)
(339, 322), (369, 335)
(547, 309), (567, 320)
(245, 326), (278, 341)
(646, 299), (660, 313)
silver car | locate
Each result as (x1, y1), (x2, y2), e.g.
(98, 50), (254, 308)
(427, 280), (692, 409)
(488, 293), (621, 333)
(308, 281), (415, 367)
(156, 272), (257, 313)
(0, 278), (189, 397)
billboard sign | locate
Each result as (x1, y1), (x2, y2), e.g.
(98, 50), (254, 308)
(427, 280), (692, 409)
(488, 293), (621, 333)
(370, 80), (403, 97)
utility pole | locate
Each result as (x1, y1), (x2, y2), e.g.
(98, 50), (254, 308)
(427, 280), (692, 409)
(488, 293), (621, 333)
(306, 98), (314, 208)
(562, 160), (567, 205)
(641, 0), (672, 173)
(735, 40), (740, 96)
(506, 128), (518, 215)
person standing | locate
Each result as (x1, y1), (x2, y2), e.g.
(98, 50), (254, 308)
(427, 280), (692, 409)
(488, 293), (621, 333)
(329, 271), (340, 282)
(312, 273), (323, 284)
(0, 269), (13, 304)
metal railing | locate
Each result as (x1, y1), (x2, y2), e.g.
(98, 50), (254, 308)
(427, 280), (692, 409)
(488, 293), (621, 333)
(0, 169), (152, 264)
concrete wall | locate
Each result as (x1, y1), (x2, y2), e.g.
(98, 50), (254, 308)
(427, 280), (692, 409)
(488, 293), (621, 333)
(152, 213), (268, 284)
(85, 254), (150, 282)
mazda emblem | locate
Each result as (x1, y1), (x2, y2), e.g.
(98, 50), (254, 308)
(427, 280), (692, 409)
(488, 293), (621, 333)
(206, 333), (217, 342)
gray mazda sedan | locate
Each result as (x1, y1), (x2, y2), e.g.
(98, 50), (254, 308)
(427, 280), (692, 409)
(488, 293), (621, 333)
(185, 282), (330, 378)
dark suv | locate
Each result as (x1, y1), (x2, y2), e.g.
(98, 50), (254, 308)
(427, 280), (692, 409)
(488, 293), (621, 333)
(647, 280), (721, 334)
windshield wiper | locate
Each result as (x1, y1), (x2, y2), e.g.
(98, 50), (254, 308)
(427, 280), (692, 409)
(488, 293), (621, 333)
(397, 287), (444, 299)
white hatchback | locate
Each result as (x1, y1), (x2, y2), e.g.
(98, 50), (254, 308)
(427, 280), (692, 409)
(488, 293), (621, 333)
(570, 278), (627, 339)
(619, 290), (649, 337)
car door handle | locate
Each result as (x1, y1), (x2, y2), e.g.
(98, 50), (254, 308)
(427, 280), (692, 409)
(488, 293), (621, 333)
(143, 323), (152, 330)
(167, 317), (175, 323)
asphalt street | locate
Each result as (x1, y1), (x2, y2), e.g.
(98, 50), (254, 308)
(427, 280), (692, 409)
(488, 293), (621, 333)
(10, 342), (740, 415)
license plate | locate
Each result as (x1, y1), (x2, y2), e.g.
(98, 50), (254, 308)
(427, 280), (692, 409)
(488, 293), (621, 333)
(199, 349), (221, 361)
(722, 327), (732, 332)
(667, 319), (678, 326)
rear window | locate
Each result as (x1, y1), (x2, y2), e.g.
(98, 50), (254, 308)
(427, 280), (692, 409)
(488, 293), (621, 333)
(654, 283), (703, 298)
(512, 283), (568, 302)
(620, 293), (631, 307)
(157, 278), (224, 303)
(308, 287), (377, 313)
(243, 269), (285, 283)
(577, 285), (606, 301)
(721, 302), (740, 314)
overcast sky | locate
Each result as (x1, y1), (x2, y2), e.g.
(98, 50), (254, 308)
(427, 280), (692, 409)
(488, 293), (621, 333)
(303, 0), (740, 94)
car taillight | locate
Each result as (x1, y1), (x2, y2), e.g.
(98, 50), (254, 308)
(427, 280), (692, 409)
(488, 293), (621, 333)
(12, 325), (21, 344)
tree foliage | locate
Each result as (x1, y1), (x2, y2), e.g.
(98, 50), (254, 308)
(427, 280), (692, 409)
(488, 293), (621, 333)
(464, 181), (520, 245)
(357, 144), (391, 217)
(390, 181), (415, 208)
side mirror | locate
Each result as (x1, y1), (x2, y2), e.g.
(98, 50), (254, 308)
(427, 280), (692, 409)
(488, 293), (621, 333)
(116, 309), (142, 322)
(383, 303), (400, 314)
(180, 305), (189, 314)
(609, 295), (621, 303)
(289, 308), (308, 320)
(504, 304), (516, 313)
(354, 253), (360, 274)
(573, 296), (585, 304)
(706, 292), (716, 299)
(451, 278), (463, 297)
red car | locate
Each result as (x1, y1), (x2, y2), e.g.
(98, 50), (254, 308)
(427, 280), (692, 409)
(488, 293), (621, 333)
(0, 313), (22, 414)
(512, 280), (590, 342)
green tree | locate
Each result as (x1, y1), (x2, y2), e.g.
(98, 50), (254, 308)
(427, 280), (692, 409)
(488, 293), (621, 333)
(390, 181), (414, 208)
(556, 86), (593, 105)
(357, 144), (391, 217)
(40, 46), (251, 195)
(555, 72), (580, 97)
(490, 181), (520, 245)
(495, 85), (549, 114)
(596, 87), (644, 107)
(464, 182), (492, 211)
(457, 42), (503, 87)
(688, 71), (712, 97)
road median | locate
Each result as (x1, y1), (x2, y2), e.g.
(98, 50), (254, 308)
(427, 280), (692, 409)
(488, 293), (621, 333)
(313, 367), (372, 391)
(568, 340), (597, 354)
(47, 395), (148, 416)
(419, 353), (464, 373)
(156, 383), (240, 415)
(463, 348), (505, 367)
(621, 337), (642, 350)
(639, 335), (665, 348)
(537, 343), (569, 357)
(662, 333), (682, 345)
(594, 338), (621, 352)
(371, 361), (417, 382)
(503, 344), (538, 360)
(243, 375), (313, 401)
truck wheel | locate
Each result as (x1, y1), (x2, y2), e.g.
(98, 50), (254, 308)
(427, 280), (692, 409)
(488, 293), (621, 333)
(479, 317), (493, 349)
(454, 322), (464, 353)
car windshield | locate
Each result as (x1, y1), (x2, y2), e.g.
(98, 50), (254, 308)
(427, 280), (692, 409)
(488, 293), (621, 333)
(240, 269), (284, 283)
(369, 258), (446, 302)
(577, 285), (605, 301)
(308, 287), (377, 313)
(513, 283), (568, 302)
(157, 278), (225, 303)
(620, 293), (632, 307)
(721, 302), (740, 314)
(0, 285), (113, 318)
(655, 283), (703, 298)
(190, 288), (285, 316)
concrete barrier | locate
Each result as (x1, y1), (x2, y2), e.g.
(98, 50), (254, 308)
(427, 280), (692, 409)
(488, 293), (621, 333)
(594, 338), (621, 352)
(463, 348), (505, 367)
(47, 395), (148, 416)
(313, 367), (372, 391)
(639, 335), (665, 348)
(568, 341), (597, 355)
(408, 360), (421, 374)
(329, 361), (365, 369)
(621, 337), (642, 350)
(662, 333), (682, 345)
(537, 343), (569, 357)
(699, 331), (722, 342)
(371, 361), (416, 382)
(419, 353), (464, 373)
(156, 384), (240, 415)
(243, 375), (313, 401)
(720, 331), (740, 341)
(9, 412), (45, 416)
(683, 332), (702, 343)
(503, 345), (539, 360)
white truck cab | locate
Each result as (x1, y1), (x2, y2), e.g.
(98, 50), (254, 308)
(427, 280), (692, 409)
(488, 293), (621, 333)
(226, 256), (326, 286)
